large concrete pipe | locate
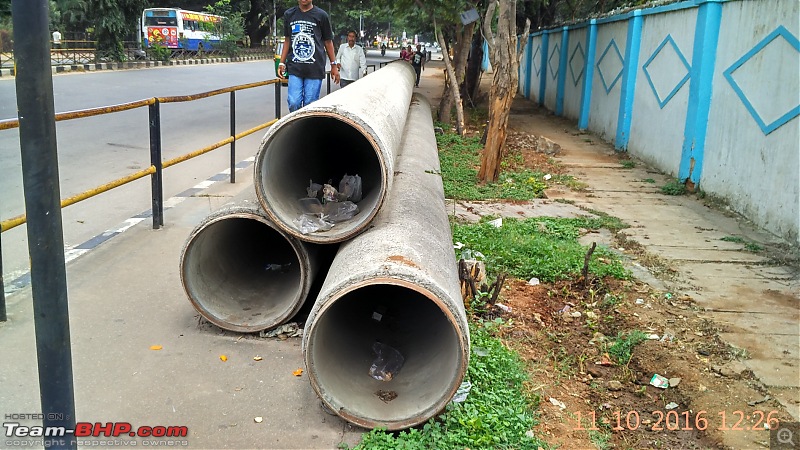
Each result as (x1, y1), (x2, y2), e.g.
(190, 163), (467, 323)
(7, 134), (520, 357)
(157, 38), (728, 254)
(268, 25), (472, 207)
(302, 94), (470, 430)
(180, 200), (322, 333)
(254, 62), (416, 244)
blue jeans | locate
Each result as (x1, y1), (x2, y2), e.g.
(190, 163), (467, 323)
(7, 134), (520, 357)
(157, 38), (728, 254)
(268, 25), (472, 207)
(287, 75), (323, 112)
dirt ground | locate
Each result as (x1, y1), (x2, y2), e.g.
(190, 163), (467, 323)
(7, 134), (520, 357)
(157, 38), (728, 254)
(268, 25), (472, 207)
(435, 86), (796, 448)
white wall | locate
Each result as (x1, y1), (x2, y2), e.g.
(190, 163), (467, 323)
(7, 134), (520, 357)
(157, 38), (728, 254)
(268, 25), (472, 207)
(528, 35), (544, 103)
(588, 21), (629, 142)
(543, 31), (561, 111)
(703, 0), (799, 244)
(563, 27), (588, 121)
(628, 8), (697, 174)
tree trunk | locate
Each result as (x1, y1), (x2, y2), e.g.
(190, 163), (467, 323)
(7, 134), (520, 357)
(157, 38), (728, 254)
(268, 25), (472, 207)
(478, 0), (529, 182)
(436, 23), (466, 135)
(464, 31), (484, 106)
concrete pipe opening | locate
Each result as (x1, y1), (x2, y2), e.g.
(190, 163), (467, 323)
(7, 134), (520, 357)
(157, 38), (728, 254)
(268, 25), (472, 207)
(180, 212), (313, 333)
(255, 115), (384, 243)
(305, 282), (465, 430)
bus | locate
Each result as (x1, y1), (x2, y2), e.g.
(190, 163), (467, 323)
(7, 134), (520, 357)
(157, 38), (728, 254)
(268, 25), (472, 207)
(141, 8), (224, 51)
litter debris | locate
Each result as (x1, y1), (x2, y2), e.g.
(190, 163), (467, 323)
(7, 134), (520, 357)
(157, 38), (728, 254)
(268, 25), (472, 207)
(472, 346), (489, 357)
(149, 345), (163, 351)
(219, 355), (228, 362)
(543, 174), (552, 181)
(660, 333), (675, 343)
(292, 368), (303, 376)
(601, 403), (612, 410)
(527, 277), (540, 286)
(549, 397), (567, 410)
(295, 213), (334, 234)
(495, 303), (512, 313)
(323, 200), (359, 223)
(635, 298), (644, 305)
(453, 242), (465, 249)
(570, 311), (582, 318)
(338, 174), (362, 202)
(585, 311), (597, 319)
(306, 180), (322, 198)
(259, 322), (302, 339)
(254, 417), (263, 423)
(596, 353), (614, 366)
(487, 217), (503, 228)
(647, 334), (660, 340)
(369, 342), (405, 381)
(665, 402), (679, 410)
(376, 390), (398, 403)
(253, 356), (263, 361)
(265, 262), (292, 272)
(668, 377), (682, 387)
(650, 374), (670, 389)
(451, 381), (473, 403)
(322, 184), (338, 203)
(558, 305), (572, 314)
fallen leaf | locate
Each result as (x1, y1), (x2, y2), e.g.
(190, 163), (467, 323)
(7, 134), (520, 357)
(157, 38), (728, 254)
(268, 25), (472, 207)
(220, 355), (228, 362)
(150, 345), (162, 351)
(293, 368), (303, 376)
(253, 356), (263, 361)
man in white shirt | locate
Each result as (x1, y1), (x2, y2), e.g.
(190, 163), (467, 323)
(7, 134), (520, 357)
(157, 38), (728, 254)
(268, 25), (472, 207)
(52, 29), (62, 49)
(336, 30), (367, 88)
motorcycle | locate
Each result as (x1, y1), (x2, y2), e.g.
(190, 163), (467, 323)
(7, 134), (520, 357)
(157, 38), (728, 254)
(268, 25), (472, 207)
(380, 45), (386, 57)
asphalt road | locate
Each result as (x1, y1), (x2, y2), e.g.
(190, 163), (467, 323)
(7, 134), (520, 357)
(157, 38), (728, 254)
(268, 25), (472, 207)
(0, 53), (400, 290)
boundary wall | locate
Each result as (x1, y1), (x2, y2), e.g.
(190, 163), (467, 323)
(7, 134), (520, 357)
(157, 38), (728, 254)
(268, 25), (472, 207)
(518, 0), (799, 245)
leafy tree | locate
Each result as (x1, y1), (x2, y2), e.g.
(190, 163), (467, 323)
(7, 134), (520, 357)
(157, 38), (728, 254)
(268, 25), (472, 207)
(92, 0), (147, 61)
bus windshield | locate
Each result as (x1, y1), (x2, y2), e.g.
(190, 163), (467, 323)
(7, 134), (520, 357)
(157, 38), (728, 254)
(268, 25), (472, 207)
(144, 17), (178, 27)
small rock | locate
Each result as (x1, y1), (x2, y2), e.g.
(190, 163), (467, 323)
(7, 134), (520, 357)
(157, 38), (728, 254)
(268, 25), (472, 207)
(713, 361), (749, 378)
(587, 366), (603, 378)
(607, 380), (623, 391)
(698, 384), (708, 392)
(570, 311), (582, 318)
(535, 136), (562, 155)
(668, 377), (682, 387)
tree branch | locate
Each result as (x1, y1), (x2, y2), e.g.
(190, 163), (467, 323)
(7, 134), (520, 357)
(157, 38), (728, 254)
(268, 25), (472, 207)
(483, 0), (497, 62)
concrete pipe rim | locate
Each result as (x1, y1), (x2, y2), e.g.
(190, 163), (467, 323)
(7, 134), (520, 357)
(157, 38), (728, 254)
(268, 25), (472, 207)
(304, 277), (469, 430)
(254, 112), (388, 244)
(180, 211), (312, 333)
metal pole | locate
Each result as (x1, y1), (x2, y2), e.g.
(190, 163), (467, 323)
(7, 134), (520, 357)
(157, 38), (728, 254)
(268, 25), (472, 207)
(274, 81), (281, 119)
(148, 99), (164, 228)
(230, 91), (236, 183)
(0, 230), (6, 322)
(11, 1), (77, 447)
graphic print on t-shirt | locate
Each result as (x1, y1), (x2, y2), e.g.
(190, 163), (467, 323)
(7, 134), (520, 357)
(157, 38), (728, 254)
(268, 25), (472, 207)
(291, 21), (316, 63)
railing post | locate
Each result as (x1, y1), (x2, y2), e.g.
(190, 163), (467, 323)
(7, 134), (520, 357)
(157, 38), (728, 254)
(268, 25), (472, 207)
(275, 81), (281, 119)
(148, 99), (164, 229)
(327, 72), (331, 94)
(230, 91), (236, 183)
(0, 229), (6, 322)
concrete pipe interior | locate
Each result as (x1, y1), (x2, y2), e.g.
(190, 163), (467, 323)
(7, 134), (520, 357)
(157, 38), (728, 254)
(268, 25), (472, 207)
(258, 116), (383, 239)
(182, 216), (305, 332)
(307, 284), (464, 428)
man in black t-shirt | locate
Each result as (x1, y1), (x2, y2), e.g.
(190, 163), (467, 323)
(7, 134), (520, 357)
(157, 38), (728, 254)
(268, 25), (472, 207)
(277, 0), (340, 112)
(411, 44), (426, 88)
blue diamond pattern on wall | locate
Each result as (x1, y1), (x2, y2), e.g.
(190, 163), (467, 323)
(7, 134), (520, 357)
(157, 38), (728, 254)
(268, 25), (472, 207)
(723, 25), (800, 135)
(569, 43), (586, 87)
(549, 44), (560, 80)
(597, 39), (624, 94)
(642, 34), (691, 109)
(532, 45), (541, 76)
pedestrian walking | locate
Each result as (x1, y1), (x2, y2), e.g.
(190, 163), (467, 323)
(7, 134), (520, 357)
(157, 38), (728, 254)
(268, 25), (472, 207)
(277, 0), (339, 112)
(336, 30), (367, 88)
(52, 29), (62, 49)
(411, 43), (426, 87)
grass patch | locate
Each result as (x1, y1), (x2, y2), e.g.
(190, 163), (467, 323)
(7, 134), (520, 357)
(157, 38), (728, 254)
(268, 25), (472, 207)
(605, 330), (648, 365)
(348, 321), (546, 450)
(721, 236), (745, 244)
(744, 242), (763, 252)
(660, 179), (687, 195)
(437, 131), (547, 201)
(452, 217), (630, 282)
(620, 160), (636, 169)
(721, 236), (763, 252)
(640, 178), (656, 183)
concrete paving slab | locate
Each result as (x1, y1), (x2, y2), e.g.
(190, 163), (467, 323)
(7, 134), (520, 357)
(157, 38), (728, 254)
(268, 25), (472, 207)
(643, 246), (767, 263)
(770, 387), (800, 421)
(0, 168), (364, 449)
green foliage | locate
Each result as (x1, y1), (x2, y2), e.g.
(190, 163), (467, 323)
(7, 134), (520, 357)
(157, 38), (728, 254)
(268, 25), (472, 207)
(205, 0), (244, 57)
(605, 330), (647, 365)
(93, 0), (148, 62)
(437, 131), (547, 201)
(641, 178), (656, 183)
(660, 179), (686, 196)
(620, 160), (636, 169)
(744, 242), (763, 252)
(348, 322), (546, 449)
(452, 217), (630, 282)
(147, 40), (171, 61)
(720, 236), (745, 244)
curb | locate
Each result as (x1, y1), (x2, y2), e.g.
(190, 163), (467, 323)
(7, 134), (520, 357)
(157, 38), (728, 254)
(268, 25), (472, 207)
(0, 55), (268, 78)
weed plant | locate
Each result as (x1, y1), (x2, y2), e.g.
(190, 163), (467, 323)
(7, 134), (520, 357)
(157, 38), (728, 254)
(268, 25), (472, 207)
(452, 217), (630, 282)
(660, 179), (687, 195)
(347, 321), (546, 450)
(605, 330), (648, 365)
